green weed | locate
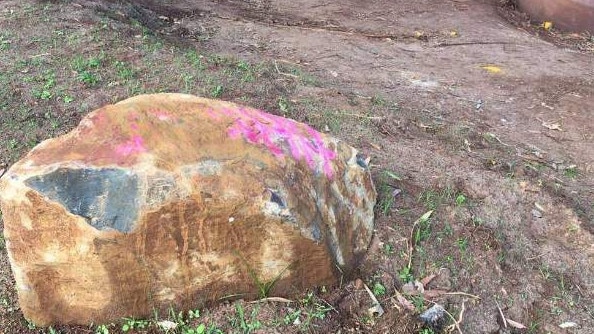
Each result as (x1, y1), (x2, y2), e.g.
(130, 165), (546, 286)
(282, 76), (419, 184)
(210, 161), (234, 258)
(78, 71), (99, 86)
(0, 34), (11, 50)
(95, 324), (110, 334)
(210, 85), (224, 98)
(229, 303), (262, 334)
(564, 166), (578, 179)
(455, 193), (467, 206)
(372, 282), (386, 297)
(382, 243), (394, 256)
(456, 238), (469, 252)
(377, 170), (401, 216)
(114, 61), (135, 80)
(121, 318), (149, 332)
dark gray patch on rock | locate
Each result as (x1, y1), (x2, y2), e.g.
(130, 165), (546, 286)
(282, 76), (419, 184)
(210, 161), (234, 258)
(26, 168), (139, 232)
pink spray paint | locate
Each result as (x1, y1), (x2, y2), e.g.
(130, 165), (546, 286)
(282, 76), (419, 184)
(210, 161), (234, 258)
(208, 106), (337, 178)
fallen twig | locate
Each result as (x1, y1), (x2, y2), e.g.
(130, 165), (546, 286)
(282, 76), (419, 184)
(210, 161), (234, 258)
(445, 299), (465, 334)
(363, 283), (385, 317)
(249, 297), (293, 304)
(425, 299), (464, 334)
(444, 292), (481, 300)
(339, 112), (385, 120)
(408, 211), (434, 270)
(434, 41), (517, 47)
(274, 60), (299, 78)
(496, 301), (507, 328)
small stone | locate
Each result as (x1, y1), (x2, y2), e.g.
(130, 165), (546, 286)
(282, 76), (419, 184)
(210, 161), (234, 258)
(157, 320), (178, 330)
(419, 304), (446, 330)
(532, 209), (543, 218)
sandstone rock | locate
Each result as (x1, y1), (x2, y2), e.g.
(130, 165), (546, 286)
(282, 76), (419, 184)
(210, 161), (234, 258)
(0, 93), (376, 326)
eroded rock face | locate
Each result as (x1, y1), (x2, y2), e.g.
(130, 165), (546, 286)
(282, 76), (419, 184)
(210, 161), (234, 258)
(0, 94), (376, 325)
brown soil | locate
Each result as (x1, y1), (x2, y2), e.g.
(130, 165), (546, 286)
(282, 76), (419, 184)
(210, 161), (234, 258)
(0, 0), (593, 333)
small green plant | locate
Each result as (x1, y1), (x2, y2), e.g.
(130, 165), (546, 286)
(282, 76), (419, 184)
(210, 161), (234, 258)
(236, 251), (291, 299)
(0, 34), (10, 50)
(377, 170), (401, 216)
(382, 243), (394, 255)
(95, 324), (109, 334)
(411, 295), (425, 312)
(371, 94), (386, 106)
(211, 85), (224, 98)
(121, 318), (149, 332)
(418, 328), (436, 334)
(372, 282), (386, 297)
(229, 303), (262, 334)
(456, 237), (469, 252)
(63, 95), (74, 104)
(25, 319), (36, 330)
(564, 166), (578, 179)
(283, 309), (301, 325)
(186, 50), (205, 70)
(455, 193), (467, 206)
(47, 326), (59, 334)
(78, 71), (99, 86)
(297, 292), (333, 328)
(538, 264), (553, 281)
(188, 309), (200, 320)
(114, 61), (134, 80)
(399, 266), (414, 283)
(277, 97), (290, 115)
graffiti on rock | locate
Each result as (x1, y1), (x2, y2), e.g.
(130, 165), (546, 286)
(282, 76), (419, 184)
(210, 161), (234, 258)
(208, 107), (337, 178)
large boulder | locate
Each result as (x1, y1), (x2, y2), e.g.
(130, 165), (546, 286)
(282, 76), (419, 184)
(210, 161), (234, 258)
(0, 94), (376, 326)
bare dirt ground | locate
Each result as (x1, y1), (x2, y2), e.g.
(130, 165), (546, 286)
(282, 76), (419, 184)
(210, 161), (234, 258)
(1, 0), (593, 333)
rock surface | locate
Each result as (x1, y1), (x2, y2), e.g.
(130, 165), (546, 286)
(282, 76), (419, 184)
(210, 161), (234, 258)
(0, 93), (376, 325)
(517, 0), (594, 34)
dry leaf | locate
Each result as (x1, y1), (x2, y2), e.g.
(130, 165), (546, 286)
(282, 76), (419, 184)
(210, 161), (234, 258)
(541, 121), (562, 131)
(394, 291), (415, 311)
(423, 289), (448, 298)
(559, 322), (577, 328)
(420, 274), (437, 287)
(507, 319), (527, 329)
(481, 65), (502, 74)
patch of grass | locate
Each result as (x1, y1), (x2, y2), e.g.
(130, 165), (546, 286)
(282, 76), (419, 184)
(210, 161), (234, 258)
(418, 186), (455, 210)
(185, 50), (206, 70)
(78, 71), (100, 86)
(0, 34), (11, 50)
(382, 243), (394, 256)
(564, 166), (578, 179)
(32, 70), (56, 100)
(114, 61), (135, 81)
(71, 54), (104, 86)
(377, 170), (402, 216)
(298, 292), (333, 328)
(229, 303), (262, 334)
(456, 237), (469, 252)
